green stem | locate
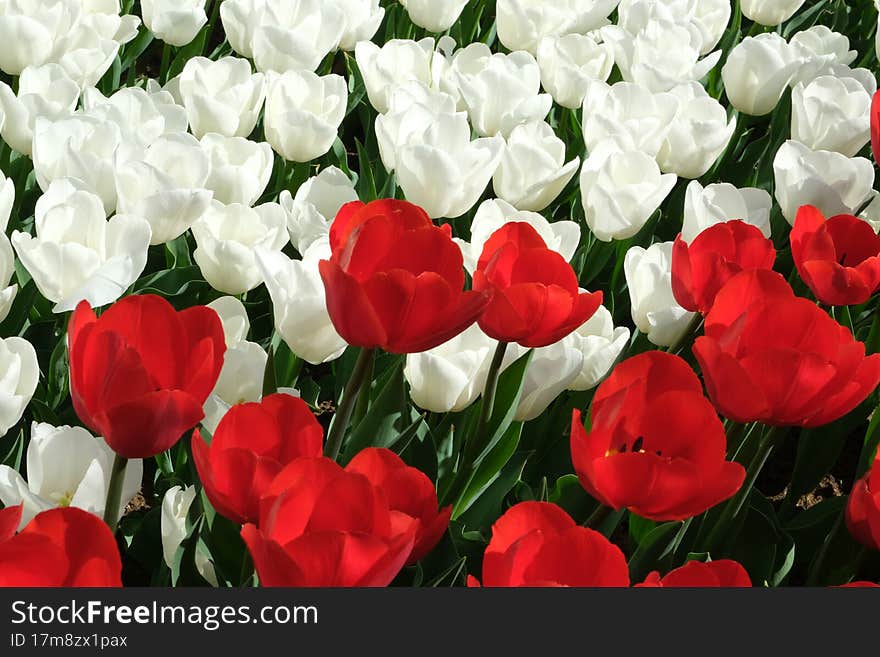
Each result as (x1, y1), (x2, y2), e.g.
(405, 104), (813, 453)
(324, 348), (375, 461)
(351, 351), (375, 427)
(806, 510), (844, 586)
(702, 425), (783, 554)
(865, 309), (880, 355)
(102, 454), (129, 532)
(159, 43), (173, 83)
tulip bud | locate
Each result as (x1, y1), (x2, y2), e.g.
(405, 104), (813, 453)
(537, 33), (614, 110)
(616, 0), (731, 56)
(791, 76), (871, 157)
(740, 0), (806, 27)
(333, 0), (384, 51)
(0, 336), (39, 438)
(721, 33), (802, 117)
(496, 0), (619, 55)
(565, 305), (631, 392)
(201, 134), (273, 207)
(682, 180), (772, 244)
(355, 38), (438, 114)
(0, 175), (17, 323)
(250, 0), (344, 73)
(280, 166), (357, 255)
(399, 0), (469, 34)
(141, 0), (207, 47)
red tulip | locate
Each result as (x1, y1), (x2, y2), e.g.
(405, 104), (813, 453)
(318, 199), (488, 353)
(871, 89), (880, 166)
(241, 457), (417, 587)
(638, 560), (752, 587)
(790, 206), (880, 307)
(193, 394), (323, 525)
(68, 295), (225, 459)
(473, 223), (602, 348)
(694, 269), (880, 427)
(839, 581), (880, 587)
(672, 220), (776, 314)
(466, 501), (629, 587)
(846, 453), (880, 552)
(571, 351), (745, 521)
(0, 506), (122, 586)
(345, 447), (451, 564)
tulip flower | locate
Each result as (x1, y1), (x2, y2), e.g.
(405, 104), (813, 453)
(694, 269), (880, 427)
(790, 25), (857, 76)
(846, 453), (880, 552)
(0, 422), (142, 528)
(452, 43), (552, 137)
(496, 0), (619, 55)
(0, 175), (17, 322)
(249, 0), (344, 73)
(624, 242), (697, 347)
(616, 0), (731, 56)
(354, 38), (439, 114)
(565, 305), (631, 392)
(639, 560), (752, 587)
(193, 394), (323, 525)
(571, 351), (745, 521)
(581, 80), (679, 158)
(580, 138), (677, 242)
(175, 56), (265, 139)
(0, 336), (39, 438)
(331, 0), (384, 51)
(280, 166), (358, 256)
(264, 70), (347, 163)
(682, 181), (772, 244)
(141, 0), (207, 47)
(536, 33), (614, 110)
(741, 0), (806, 27)
(398, 0), (469, 34)
(256, 243), (348, 365)
(201, 134), (273, 207)
(509, 340), (584, 422)
(0, 506), (121, 586)
(68, 294), (226, 459)
(466, 501), (629, 587)
(658, 82), (736, 180)
(672, 220), (777, 314)
(12, 179), (151, 313)
(474, 222), (602, 349)
(773, 140), (875, 226)
(0, 0), (70, 75)
(791, 76), (871, 157)
(319, 199), (489, 354)
(493, 121), (580, 213)
(160, 484), (218, 584)
(790, 206), (880, 307)
(346, 448), (451, 563)
(0, 63), (79, 155)
(454, 199), (580, 275)
(241, 457), (418, 586)
(721, 34), (802, 117)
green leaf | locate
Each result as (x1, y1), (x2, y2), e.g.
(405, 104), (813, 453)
(475, 349), (533, 463)
(453, 422), (523, 519)
(629, 514), (658, 547)
(627, 521), (682, 583)
(342, 361), (407, 461)
(458, 450), (531, 530)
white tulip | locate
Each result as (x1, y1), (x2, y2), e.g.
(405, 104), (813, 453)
(399, 0), (469, 33)
(51, 18), (121, 89)
(509, 340), (584, 422)
(331, 0), (384, 51)
(454, 199), (580, 273)
(0, 0), (75, 75)
(280, 166), (357, 254)
(791, 76), (870, 157)
(452, 44), (552, 137)
(404, 324), (496, 413)
(201, 134), (273, 207)
(355, 38), (438, 114)
(175, 56), (265, 139)
(601, 20), (720, 93)
(208, 296), (252, 347)
(580, 139), (677, 242)
(192, 201), (288, 295)
(721, 33), (803, 116)
(657, 82), (736, 179)
(264, 70), (347, 163)
(581, 79), (679, 158)
(0, 175), (17, 322)
(493, 121), (580, 212)
(564, 305), (630, 392)
(141, 0), (207, 47)
(12, 179), (151, 312)
(858, 193), (880, 234)
(789, 26), (859, 87)
(741, 0), (806, 27)
(624, 241), (697, 347)
(255, 243), (347, 365)
(773, 140), (875, 225)
(536, 33), (614, 110)
(616, 0), (730, 56)
(82, 84), (188, 157)
(251, 0), (344, 73)
(115, 132), (212, 245)
(395, 112), (504, 218)
(496, 0), (619, 55)
(0, 336), (39, 438)
(32, 114), (131, 215)
(375, 81), (460, 173)
(0, 64), (79, 156)
(161, 485), (197, 569)
(681, 181), (772, 244)
(0, 422), (142, 528)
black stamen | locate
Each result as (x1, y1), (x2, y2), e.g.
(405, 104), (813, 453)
(656, 450), (663, 456)
(839, 252), (847, 266)
(632, 436), (644, 452)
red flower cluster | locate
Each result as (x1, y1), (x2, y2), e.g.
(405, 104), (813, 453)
(571, 351), (745, 521)
(241, 448), (450, 586)
(0, 506), (121, 586)
(69, 295), (226, 458)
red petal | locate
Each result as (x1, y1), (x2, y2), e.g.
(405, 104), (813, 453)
(319, 259), (388, 349)
(100, 390), (204, 458)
